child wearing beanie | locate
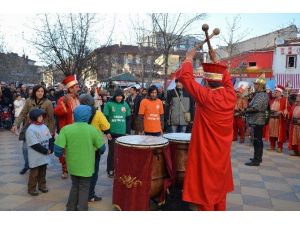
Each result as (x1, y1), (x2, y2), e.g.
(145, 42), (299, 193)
(25, 108), (53, 196)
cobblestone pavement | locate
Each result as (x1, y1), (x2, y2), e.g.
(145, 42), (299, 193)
(1, 129), (300, 211)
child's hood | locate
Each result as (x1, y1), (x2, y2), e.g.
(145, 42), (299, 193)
(73, 105), (92, 123)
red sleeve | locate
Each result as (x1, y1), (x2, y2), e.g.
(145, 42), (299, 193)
(176, 61), (208, 105)
(54, 97), (68, 116)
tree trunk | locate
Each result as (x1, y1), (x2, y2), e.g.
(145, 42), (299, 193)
(164, 52), (169, 90)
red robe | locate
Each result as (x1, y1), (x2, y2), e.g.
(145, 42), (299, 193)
(54, 96), (79, 129)
(265, 98), (289, 143)
(176, 61), (236, 207)
(288, 105), (300, 151)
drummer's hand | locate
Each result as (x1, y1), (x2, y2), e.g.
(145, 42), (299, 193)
(160, 130), (163, 136)
(185, 48), (196, 62)
(283, 109), (288, 117)
(106, 134), (112, 141)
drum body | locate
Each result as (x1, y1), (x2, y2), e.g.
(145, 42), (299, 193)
(115, 135), (169, 199)
(163, 133), (191, 188)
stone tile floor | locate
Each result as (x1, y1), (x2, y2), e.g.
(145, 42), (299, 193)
(1, 129), (300, 211)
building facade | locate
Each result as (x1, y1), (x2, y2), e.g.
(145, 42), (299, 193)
(216, 25), (298, 60)
(273, 38), (300, 89)
(0, 52), (43, 85)
(218, 48), (274, 79)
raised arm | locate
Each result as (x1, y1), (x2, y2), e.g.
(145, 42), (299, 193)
(176, 61), (208, 105)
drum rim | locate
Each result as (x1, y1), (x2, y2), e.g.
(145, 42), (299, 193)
(115, 140), (169, 149)
(163, 133), (191, 143)
(115, 135), (169, 148)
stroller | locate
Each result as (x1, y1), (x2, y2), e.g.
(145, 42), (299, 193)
(0, 105), (13, 129)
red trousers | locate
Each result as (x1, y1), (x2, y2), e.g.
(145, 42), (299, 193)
(233, 117), (245, 142)
(59, 156), (68, 174)
(291, 145), (299, 151)
(270, 137), (283, 149)
(197, 195), (227, 211)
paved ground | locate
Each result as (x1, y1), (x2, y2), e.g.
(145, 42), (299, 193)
(1, 129), (300, 211)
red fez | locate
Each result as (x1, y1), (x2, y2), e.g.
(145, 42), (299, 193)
(275, 85), (285, 93)
(202, 63), (227, 82)
(62, 75), (78, 89)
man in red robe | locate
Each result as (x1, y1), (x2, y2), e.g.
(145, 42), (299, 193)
(233, 87), (248, 143)
(175, 49), (236, 211)
(267, 85), (289, 153)
(288, 93), (300, 156)
(54, 75), (80, 179)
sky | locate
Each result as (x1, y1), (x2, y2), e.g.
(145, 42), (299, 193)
(0, 0), (300, 66)
(0, 13), (299, 66)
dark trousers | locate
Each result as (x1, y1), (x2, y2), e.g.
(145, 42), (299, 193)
(253, 125), (264, 163)
(88, 153), (101, 199)
(144, 132), (161, 136)
(67, 175), (91, 211)
(28, 164), (47, 193)
(107, 134), (123, 173)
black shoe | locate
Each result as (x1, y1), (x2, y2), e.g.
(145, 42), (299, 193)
(38, 188), (49, 193)
(107, 171), (114, 178)
(28, 190), (39, 196)
(249, 158), (262, 163)
(19, 168), (28, 175)
(245, 161), (260, 166)
(89, 195), (102, 202)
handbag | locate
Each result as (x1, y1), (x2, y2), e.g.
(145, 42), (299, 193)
(18, 123), (30, 141)
(174, 89), (191, 123)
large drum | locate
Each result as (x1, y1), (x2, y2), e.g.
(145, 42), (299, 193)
(113, 135), (169, 210)
(163, 133), (191, 188)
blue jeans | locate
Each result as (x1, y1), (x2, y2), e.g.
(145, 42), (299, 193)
(88, 153), (101, 199)
(171, 125), (187, 133)
(22, 141), (29, 169)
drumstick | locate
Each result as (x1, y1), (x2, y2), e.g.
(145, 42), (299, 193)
(202, 24), (219, 63)
(195, 27), (220, 49)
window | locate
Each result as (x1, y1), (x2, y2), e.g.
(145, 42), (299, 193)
(127, 54), (133, 63)
(286, 55), (297, 68)
(147, 56), (152, 65)
(249, 62), (256, 67)
(135, 55), (140, 64)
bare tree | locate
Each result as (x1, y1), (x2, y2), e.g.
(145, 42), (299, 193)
(151, 13), (206, 88)
(0, 35), (5, 53)
(216, 15), (251, 69)
(0, 27), (6, 53)
(31, 13), (114, 84)
(128, 14), (161, 87)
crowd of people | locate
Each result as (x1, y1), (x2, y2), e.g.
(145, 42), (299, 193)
(0, 52), (299, 211)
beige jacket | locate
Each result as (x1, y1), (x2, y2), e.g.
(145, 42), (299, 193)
(14, 97), (55, 134)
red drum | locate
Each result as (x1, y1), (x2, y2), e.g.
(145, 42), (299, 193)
(163, 133), (191, 188)
(113, 135), (169, 210)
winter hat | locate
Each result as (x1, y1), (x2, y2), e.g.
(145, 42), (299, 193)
(79, 94), (95, 107)
(73, 105), (92, 123)
(29, 108), (46, 122)
(114, 88), (124, 97)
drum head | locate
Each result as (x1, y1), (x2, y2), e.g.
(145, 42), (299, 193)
(163, 133), (191, 143)
(116, 135), (169, 148)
